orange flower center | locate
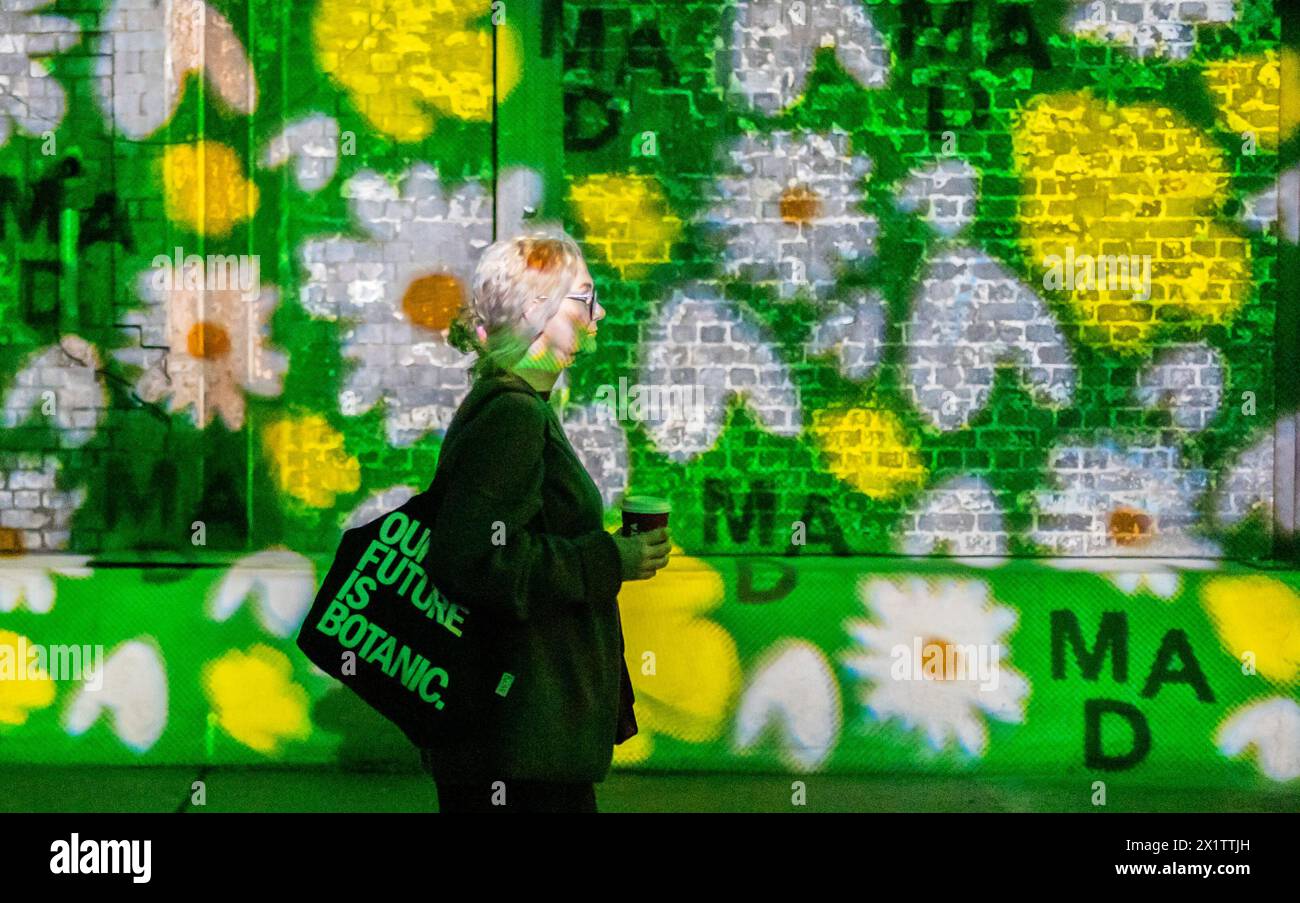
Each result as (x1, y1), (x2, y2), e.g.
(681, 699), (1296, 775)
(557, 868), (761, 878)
(401, 273), (464, 332)
(0, 527), (25, 557)
(920, 636), (962, 681)
(1108, 506), (1154, 546)
(780, 185), (821, 225)
(187, 321), (231, 359)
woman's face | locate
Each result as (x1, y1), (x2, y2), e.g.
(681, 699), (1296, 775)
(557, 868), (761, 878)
(514, 261), (605, 373)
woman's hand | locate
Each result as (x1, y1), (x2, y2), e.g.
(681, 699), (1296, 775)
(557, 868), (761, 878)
(611, 526), (671, 581)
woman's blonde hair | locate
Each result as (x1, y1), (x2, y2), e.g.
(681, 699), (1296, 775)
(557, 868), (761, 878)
(449, 228), (588, 386)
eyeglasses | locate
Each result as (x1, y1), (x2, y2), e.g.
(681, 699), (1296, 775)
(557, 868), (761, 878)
(535, 286), (598, 322)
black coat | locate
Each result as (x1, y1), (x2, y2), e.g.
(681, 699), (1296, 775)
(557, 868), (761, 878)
(418, 367), (639, 783)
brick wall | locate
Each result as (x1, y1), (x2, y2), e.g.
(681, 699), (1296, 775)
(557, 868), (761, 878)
(0, 0), (1291, 562)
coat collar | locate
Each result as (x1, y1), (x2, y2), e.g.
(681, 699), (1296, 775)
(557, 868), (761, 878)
(481, 366), (555, 402)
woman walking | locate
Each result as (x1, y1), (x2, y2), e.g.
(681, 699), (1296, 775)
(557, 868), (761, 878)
(419, 229), (670, 813)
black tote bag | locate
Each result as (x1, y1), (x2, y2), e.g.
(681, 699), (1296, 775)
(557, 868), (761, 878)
(295, 381), (529, 748)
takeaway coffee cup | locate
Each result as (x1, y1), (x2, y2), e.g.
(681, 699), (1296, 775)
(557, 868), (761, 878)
(621, 495), (671, 537)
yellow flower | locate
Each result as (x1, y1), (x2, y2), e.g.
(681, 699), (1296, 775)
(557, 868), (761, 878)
(201, 645), (312, 755)
(1204, 48), (1292, 151)
(613, 542), (742, 765)
(1202, 577), (1300, 685)
(262, 414), (361, 509)
(568, 174), (683, 277)
(161, 141), (259, 238)
(809, 405), (927, 500)
(314, 0), (521, 143)
(1284, 48), (1300, 140)
(1013, 90), (1252, 350)
(0, 630), (56, 726)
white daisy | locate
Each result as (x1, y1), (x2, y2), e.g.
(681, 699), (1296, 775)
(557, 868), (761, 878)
(339, 485), (420, 531)
(95, 0), (256, 140)
(2, 336), (106, 447)
(699, 128), (877, 301)
(207, 548), (317, 639)
(1033, 436), (1222, 596)
(0, 554), (93, 614)
(805, 289), (886, 382)
(298, 163), (498, 446)
(1067, 0), (1237, 60)
(0, 0), (81, 149)
(1044, 535), (1221, 600)
(0, 454), (93, 612)
(638, 282), (801, 462)
(261, 113), (341, 193)
(724, 0), (888, 116)
(841, 578), (1029, 756)
(1133, 342), (1224, 433)
(1215, 412), (1297, 534)
(113, 265), (287, 431)
(1216, 698), (1300, 783)
(903, 246), (1076, 431)
(896, 157), (979, 239)
(734, 640), (841, 771)
(1032, 437), (1213, 555)
(63, 638), (168, 753)
(898, 475), (1010, 564)
(1239, 166), (1300, 244)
